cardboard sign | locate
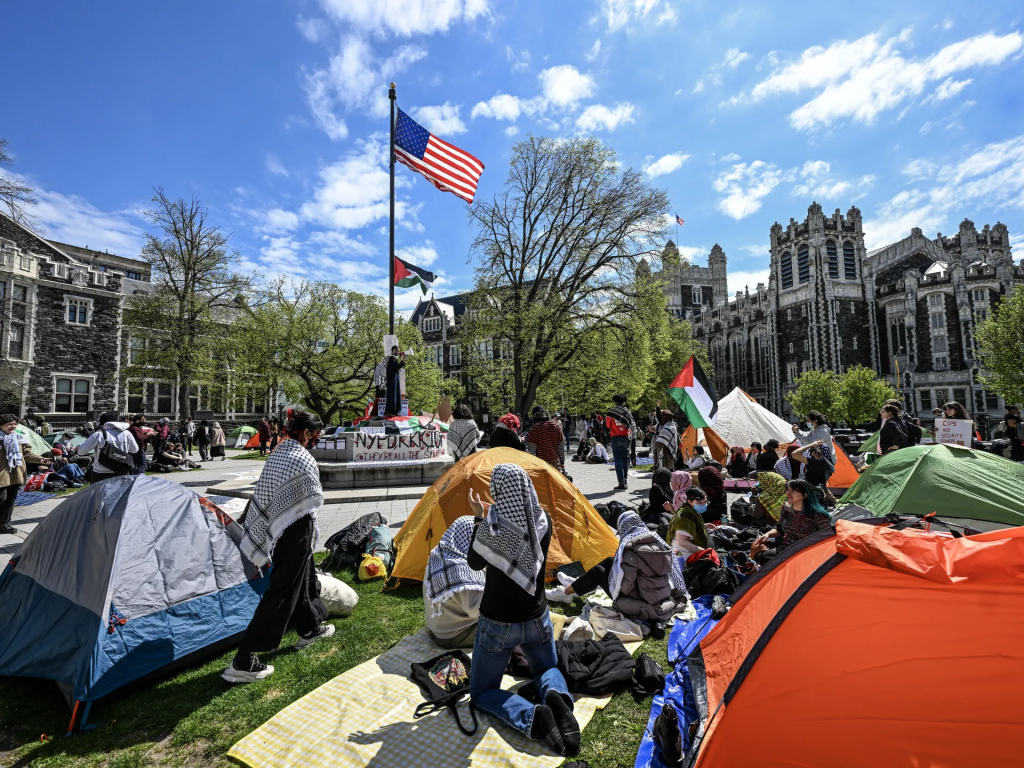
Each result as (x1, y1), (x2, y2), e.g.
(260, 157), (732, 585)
(934, 418), (973, 447)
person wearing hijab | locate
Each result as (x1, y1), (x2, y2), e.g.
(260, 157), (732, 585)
(668, 470), (692, 511)
(750, 479), (832, 564)
(466, 464), (579, 757)
(209, 422), (227, 460)
(424, 516), (485, 648)
(0, 415), (47, 535)
(648, 468), (674, 515)
(725, 445), (749, 478)
(751, 471), (786, 524)
(773, 444), (806, 481)
(652, 410), (679, 472)
(756, 439), (780, 472)
(490, 413), (526, 451)
(697, 466), (726, 523)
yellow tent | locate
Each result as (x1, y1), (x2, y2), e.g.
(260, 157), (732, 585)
(389, 447), (620, 585)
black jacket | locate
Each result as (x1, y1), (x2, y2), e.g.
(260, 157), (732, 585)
(468, 513), (552, 623)
(489, 424), (526, 451)
(556, 634), (636, 696)
(879, 420), (906, 453)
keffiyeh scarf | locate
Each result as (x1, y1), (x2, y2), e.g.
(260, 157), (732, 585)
(757, 471), (787, 522)
(239, 438), (324, 568)
(608, 511), (686, 600)
(2, 432), (22, 470)
(425, 516), (485, 617)
(470, 463), (549, 596)
(447, 418), (481, 461)
(654, 421), (679, 460)
(607, 405), (637, 437)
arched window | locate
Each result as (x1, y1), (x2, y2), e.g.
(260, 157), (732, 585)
(826, 240), (839, 278)
(843, 241), (857, 279)
(797, 244), (810, 283)
(781, 251), (793, 289)
(692, 286), (702, 305)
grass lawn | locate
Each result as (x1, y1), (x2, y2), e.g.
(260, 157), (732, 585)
(0, 558), (664, 768)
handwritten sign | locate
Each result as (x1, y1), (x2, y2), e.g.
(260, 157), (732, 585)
(934, 418), (973, 447)
(352, 430), (447, 462)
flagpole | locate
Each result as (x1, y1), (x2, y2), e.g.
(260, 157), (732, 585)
(388, 82), (396, 336)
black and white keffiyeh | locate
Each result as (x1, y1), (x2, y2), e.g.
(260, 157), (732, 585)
(654, 421), (679, 460)
(447, 418), (481, 461)
(239, 438), (324, 568)
(607, 405), (637, 437)
(608, 511), (686, 600)
(470, 463), (549, 596)
(2, 432), (22, 470)
(425, 516), (485, 617)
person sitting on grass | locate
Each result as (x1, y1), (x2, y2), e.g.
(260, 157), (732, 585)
(749, 479), (833, 565)
(423, 516), (485, 649)
(466, 463), (580, 757)
(666, 487), (710, 555)
(158, 442), (188, 470)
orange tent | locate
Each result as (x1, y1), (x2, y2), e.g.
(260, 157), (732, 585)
(389, 447), (620, 585)
(687, 519), (1024, 766)
(244, 432), (261, 449)
(680, 425), (729, 464)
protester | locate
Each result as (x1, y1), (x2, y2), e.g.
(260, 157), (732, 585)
(791, 440), (834, 486)
(751, 471), (786, 524)
(668, 469), (692, 512)
(182, 417), (196, 456)
(652, 410), (679, 472)
(878, 404), (906, 454)
(605, 395), (636, 490)
(747, 442), (763, 472)
(793, 410), (834, 461)
(725, 445), (749, 478)
(79, 411), (140, 481)
(697, 466), (726, 523)
(209, 422), (227, 460)
(490, 413), (526, 451)
(774, 444), (806, 480)
(56, 432), (91, 471)
(649, 468), (674, 514)
(224, 411), (332, 684)
(128, 415), (148, 475)
(526, 407), (566, 471)
(54, 460), (85, 488)
(257, 417), (272, 457)
(560, 409), (572, 454)
(575, 415), (589, 447)
(756, 439), (780, 472)
(586, 437), (609, 464)
(943, 401), (969, 420)
(907, 417), (923, 446)
(269, 418), (281, 451)
(153, 418), (170, 459)
(466, 463), (580, 757)
(195, 419), (211, 462)
(423, 516), (485, 648)
(448, 404), (482, 461)
(665, 487), (709, 553)
(1005, 415), (1024, 462)
(749, 479), (832, 563)
(0, 415), (48, 535)
(157, 442), (190, 471)
(683, 445), (707, 470)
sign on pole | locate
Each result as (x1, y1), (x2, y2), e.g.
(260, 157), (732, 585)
(934, 418), (973, 447)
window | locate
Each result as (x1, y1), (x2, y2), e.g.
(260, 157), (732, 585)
(157, 382), (172, 413)
(8, 325), (24, 359)
(66, 297), (92, 325)
(788, 342), (794, 354)
(800, 304), (806, 318)
(10, 283), (27, 360)
(781, 251), (793, 288)
(972, 288), (987, 302)
(838, 336), (844, 348)
(476, 339), (493, 360)
(986, 392), (1001, 411)
(797, 245), (810, 284)
(449, 345), (462, 366)
(933, 356), (948, 370)
(127, 270), (143, 281)
(425, 346), (442, 366)
(934, 388), (948, 405)
(422, 316), (442, 332)
(853, 336), (858, 350)
(920, 389), (932, 411)
(55, 377), (91, 413)
(928, 293), (944, 308)
(128, 381), (144, 412)
(787, 362), (798, 384)
(843, 241), (857, 279)
(13, 284), (27, 302)
(691, 286), (702, 305)
(826, 240), (839, 278)
(19, 254), (32, 271)
(786, 309), (792, 320)
(953, 388), (967, 405)
(129, 336), (145, 364)
(932, 336), (948, 353)
(498, 341), (513, 360)
(802, 339), (809, 352)
(188, 386), (200, 414)
(930, 313), (945, 329)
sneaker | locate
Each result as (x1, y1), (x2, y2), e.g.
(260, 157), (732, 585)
(545, 586), (574, 604)
(295, 623), (335, 649)
(556, 572), (575, 588)
(222, 654), (274, 683)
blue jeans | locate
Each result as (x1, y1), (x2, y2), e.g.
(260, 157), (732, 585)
(131, 449), (147, 476)
(611, 436), (630, 486)
(470, 613), (572, 737)
(57, 463), (85, 482)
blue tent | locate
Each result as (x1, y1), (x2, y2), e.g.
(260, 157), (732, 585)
(0, 475), (265, 730)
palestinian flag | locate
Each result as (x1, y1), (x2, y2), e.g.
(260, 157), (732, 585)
(667, 356), (718, 427)
(394, 256), (436, 295)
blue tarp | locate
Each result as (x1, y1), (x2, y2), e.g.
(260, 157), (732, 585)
(635, 596), (719, 768)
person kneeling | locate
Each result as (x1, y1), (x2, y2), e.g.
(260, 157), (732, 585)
(585, 438), (609, 464)
(424, 516), (484, 649)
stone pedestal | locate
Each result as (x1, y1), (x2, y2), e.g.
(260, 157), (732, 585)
(316, 455), (454, 489)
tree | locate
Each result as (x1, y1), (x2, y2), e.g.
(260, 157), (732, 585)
(837, 365), (895, 426)
(465, 135), (671, 416)
(976, 286), (1024, 405)
(125, 189), (256, 418)
(786, 370), (843, 422)
(0, 139), (37, 226)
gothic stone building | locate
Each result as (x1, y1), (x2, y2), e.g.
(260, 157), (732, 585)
(659, 203), (1019, 432)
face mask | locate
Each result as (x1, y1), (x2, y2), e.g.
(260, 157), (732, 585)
(693, 503), (709, 513)
(805, 421), (812, 429)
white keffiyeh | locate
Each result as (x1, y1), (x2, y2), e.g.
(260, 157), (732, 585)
(2, 432), (23, 470)
(654, 421), (679, 459)
(608, 511), (686, 600)
(239, 438), (324, 568)
(447, 418), (481, 461)
(425, 516), (485, 617)
(470, 463), (549, 596)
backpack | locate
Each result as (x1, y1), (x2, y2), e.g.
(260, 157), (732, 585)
(322, 512), (388, 571)
(629, 652), (665, 697)
(410, 650), (478, 736)
(363, 524), (395, 569)
(730, 496), (754, 526)
(99, 429), (134, 476)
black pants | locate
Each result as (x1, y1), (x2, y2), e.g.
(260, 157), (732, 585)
(259, 440), (268, 456)
(184, 435), (193, 455)
(235, 516), (326, 660)
(0, 484), (19, 527)
(571, 556), (615, 596)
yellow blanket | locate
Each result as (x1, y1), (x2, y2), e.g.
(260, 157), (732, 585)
(228, 627), (641, 768)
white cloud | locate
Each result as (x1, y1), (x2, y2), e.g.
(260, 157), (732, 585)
(727, 269), (771, 294)
(656, 5), (677, 25)
(693, 80), (705, 93)
(735, 29), (1022, 131)
(602, 0), (670, 32)
(316, 0), (489, 37)
(505, 125), (519, 136)
(902, 158), (938, 180)
(265, 153), (289, 177)
(296, 16), (329, 43)
(576, 102), (635, 132)
(712, 160), (784, 220)
(586, 39), (602, 60)
(411, 102), (466, 135)
(792, 160), (874, 200)
(941, 18), (954, 31)
(720, 152), (741, 162)
(740, 244), (769, 256)
(644, 152), (691, 177)
(471, 93), (530, 121)
(262, 208), (301, 232)
(22, 183), (146, 257)
(722, 48), (749, 68)
(927, 76), (972, 103)
(505, 46), (531, 72)
(397, 241), (440, 267)
(865, 134), (1024, 249)
(539, 65), (596, 108)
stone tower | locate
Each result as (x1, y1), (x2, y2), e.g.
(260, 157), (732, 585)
(708, 244), (728, 307)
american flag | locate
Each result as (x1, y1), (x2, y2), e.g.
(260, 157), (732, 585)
(676, 213), (685, 226)
(394, 108), (484, 204)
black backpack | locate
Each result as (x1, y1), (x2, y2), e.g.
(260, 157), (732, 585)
(410, 650), (478, 735)
(629, 652), (665, 697)
(99, 429), (134, 476)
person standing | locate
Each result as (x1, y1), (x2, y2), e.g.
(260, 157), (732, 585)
(560, 409), (572, 454)
(195, 419), (211, 462)
(652, 410), (679, 472)
(448, 404), (482, 461)
(78, 411), (139, 482)
(490, 413), (526, 451)
(224, 410), (333, 683)
(269, 418), (280, 451)
(209, 422), (227, 461)
(466, 464), (580, 756)
(605, 395), (637, 491)
(0, 415), (48, 535)
(878, 405), (907, 454)
(128, 414), (149, 475)
(257, 417), (272, 457)
(183, 417), (196, 456)
(526, 407), (566, 470)
(792, 410), (835, 462)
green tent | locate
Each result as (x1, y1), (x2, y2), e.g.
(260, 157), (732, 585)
(43, 432), (87, 448)
(15, 425), (52, 455)
(856, 425), (934, 454)
(228, 425), (257, 440)
(838, 444), (1024, 527)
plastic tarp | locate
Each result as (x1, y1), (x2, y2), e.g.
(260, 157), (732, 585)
(838, 443), (1024, 527)
(15, 425), (51, 455)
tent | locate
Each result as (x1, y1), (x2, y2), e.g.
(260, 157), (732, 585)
(43, 432), (87, 448)
(0, 476), (265, 730)
(390, 447), (620, 585)
(837, 443), (1024, 527)
(709, 388), (794, 448)
(16, 425), (52, 455)
(684, 519), (1024, 766)
(244, 432), (262, 449)
(231, 425), (257, 447)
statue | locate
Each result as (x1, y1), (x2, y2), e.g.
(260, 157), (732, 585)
(373, 338), (406, 417)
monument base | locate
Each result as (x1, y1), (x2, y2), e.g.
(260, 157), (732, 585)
(317, 455), (454, 489)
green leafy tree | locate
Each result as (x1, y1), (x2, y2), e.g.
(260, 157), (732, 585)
(976, 286), (1024, 405)
(786, 370), (843, 422)
(837, 365), (896, 426)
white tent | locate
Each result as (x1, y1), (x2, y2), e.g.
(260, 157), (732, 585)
(711, 387), (794, 448)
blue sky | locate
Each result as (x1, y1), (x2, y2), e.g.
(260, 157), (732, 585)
(4, 0), (1024, 310)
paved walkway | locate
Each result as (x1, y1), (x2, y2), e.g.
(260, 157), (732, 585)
(0, 447), (667, 570)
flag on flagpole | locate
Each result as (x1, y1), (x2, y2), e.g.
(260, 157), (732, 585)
(666, 356), (718, 427)
(394, 108), (485, 204)
(675, 213), (685, 226)
(394, 255), (436, 294)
